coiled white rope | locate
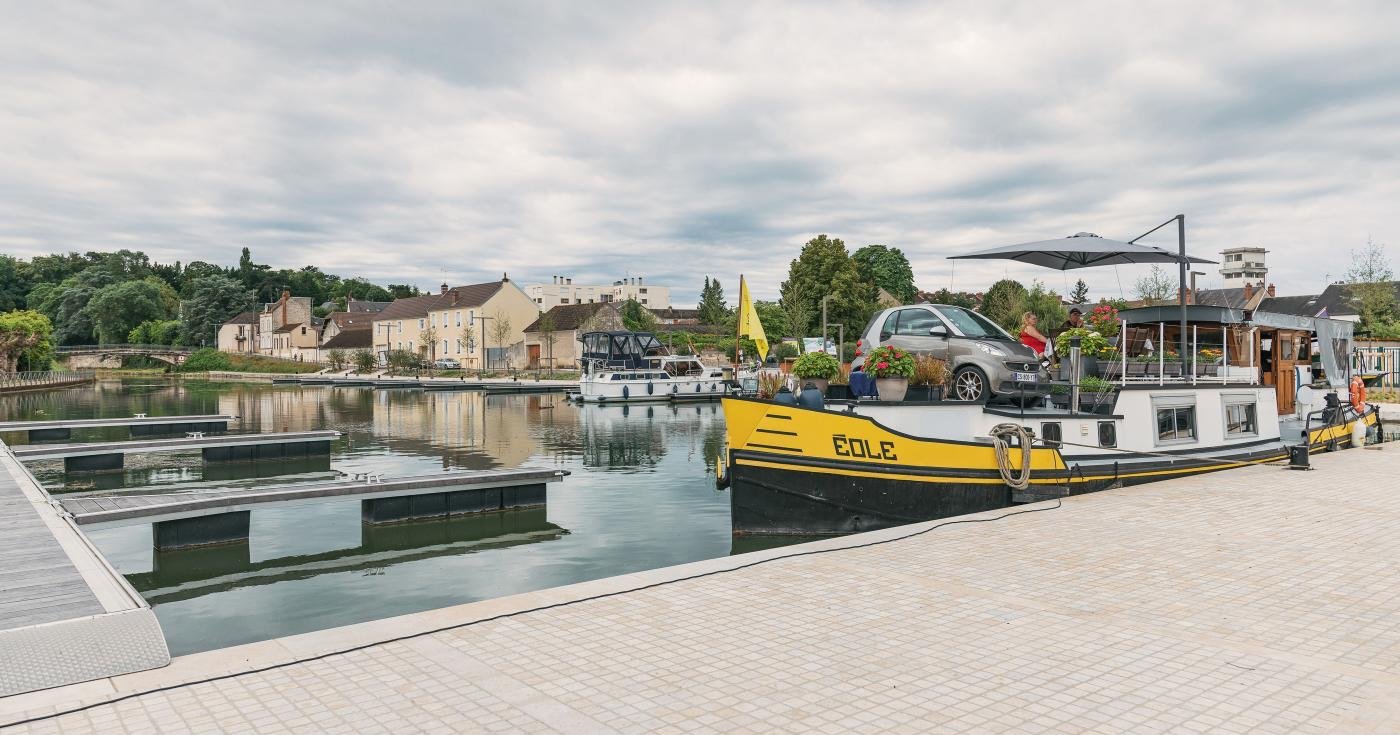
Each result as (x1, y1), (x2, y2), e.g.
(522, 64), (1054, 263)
(990, 423), (1034, 491)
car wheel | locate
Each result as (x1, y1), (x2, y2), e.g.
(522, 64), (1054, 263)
(953, 366), (988, 401)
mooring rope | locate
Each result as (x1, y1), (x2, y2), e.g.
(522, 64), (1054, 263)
(989, 422), (1034, 490)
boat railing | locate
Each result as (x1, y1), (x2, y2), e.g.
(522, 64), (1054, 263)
(1109, 318), (1259, 387)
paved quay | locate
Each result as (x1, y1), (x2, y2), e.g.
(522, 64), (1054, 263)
(4, 446), (1400, 733)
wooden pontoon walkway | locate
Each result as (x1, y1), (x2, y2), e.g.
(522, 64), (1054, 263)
(0, 443), (168, 698)
(10, 431), (339, 461)
(60, 468), (568, 527)
(0, 415), (235, 434)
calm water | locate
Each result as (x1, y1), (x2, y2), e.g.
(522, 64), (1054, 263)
(0, 379), (802, 655)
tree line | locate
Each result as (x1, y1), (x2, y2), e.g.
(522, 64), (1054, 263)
(0, 247), (415, 353)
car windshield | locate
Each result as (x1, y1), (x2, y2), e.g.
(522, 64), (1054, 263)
(937, 307), (1014, 340)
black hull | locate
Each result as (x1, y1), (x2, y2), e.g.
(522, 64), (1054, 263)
(730, 447), (1287, 536)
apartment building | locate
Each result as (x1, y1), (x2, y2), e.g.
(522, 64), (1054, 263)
(526, 275), (671, 310)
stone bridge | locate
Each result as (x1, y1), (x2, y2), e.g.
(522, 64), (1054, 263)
(55, 344), (194, 369)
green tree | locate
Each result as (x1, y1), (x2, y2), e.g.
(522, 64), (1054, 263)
(1024, 281), (1068, 333)
(852, 244), (917, 304)
(488, 312), (514, 369)
(327, 349), (348, 371)
(1345, 239), (1399, 337)
(697, 277), (729, 325)
(85, 279), (172, 343)
(30, 281), (100, 344)
(1133, 265), (1175, 305)
(128, 319), (182, 345)
(621, 298), (658, 332)
(179, 275), (255, 347)
(352, 348), (376, 373)
(387, 284), (422, 299)
(780, 235), (879, 340)
(924, 288), (978, 309)
(536, 311), (558, 369)
(0, 310), (54, 374)
(0, 256), (29, 310)
(980, 279), (1028, 332)
(779, 282), (814, 338)
(1070, 279), (1090, 304)
(754, 300), (786, 339)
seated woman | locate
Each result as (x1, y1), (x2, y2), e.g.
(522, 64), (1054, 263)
(1019, 311), (1049, 357)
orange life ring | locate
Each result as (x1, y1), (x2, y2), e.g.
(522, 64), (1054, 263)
(1350, 376), (1366, 413)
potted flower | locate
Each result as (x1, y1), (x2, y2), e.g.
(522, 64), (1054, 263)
(906, 354), (949, 401)
(865, 345), (915, 401)
(1054, 327), (1111, 380)
(791, 351), (840, 395)
(826, 363), (854, 400)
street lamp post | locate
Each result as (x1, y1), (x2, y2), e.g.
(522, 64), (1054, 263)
(821, 294), (836, 354)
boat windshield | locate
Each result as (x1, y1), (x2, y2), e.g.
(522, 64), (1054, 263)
(937, 307), (1014, 340)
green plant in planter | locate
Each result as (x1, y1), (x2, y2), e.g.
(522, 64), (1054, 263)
(792, 351), (839, 380)
(864, 345), (915, 379)
(1053, 327), (1112, 358)
(1079, 376), (1117, 394)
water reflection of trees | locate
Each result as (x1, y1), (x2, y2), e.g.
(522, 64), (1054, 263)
(533, 401), (726, 472)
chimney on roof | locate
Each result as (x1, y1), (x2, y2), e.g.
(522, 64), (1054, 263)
(440, 282), (448, 294)
(1267, 283), (1276, 298)
(1243, 282), (1254, 301)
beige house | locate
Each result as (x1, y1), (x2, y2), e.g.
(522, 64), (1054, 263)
(257, 291), (313, 355)
(216, 311), (258, 354)
(269, 322), (321, 362)
(372, 275), (539, 369)
(522, 302), (625, 369)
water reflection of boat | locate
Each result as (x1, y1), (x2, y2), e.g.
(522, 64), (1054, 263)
(127, 507), (566, 604)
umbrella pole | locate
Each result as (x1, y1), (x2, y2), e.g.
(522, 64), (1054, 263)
(1177, 214), (1189, 378)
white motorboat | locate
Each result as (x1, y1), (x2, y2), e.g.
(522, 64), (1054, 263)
(574, 331), (729, 403)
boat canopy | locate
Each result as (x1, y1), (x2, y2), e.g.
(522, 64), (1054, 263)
(579, 331), (665, 369)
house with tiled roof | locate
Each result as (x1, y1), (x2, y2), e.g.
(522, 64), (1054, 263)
(372, 275), (539, 368)
(522, 302), (626, 368)
(216, 311), (258, 354)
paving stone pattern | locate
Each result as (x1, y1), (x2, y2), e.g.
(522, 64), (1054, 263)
(4, 447), (1400, 733)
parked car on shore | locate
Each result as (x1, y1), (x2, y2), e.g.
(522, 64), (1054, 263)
(433, 358), (461, 369)
(853, 304), (1048, 402)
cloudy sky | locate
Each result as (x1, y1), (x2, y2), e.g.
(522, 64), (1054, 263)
(3, 1), (1398, 304)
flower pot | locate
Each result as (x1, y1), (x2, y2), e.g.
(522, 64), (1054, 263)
(797, 377), (829, 395)
(875, 377), (908, 402)
(825, 384), (852, 400)
(903, 385), (943, 402)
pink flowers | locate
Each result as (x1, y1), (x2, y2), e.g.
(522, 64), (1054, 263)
(877, 361), (889, 370)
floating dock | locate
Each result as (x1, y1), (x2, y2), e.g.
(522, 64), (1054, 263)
(10, 430), (340, 472)
(5, 445), (1398, 731)
(0, 414), (235, 441)
(0, 443), (168, 698)
(61, 467), (566, 530)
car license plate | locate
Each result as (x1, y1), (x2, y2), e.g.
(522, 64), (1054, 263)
(1013, 371), (1038, 383)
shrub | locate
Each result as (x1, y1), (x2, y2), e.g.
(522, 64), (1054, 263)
(792, 351), (839, 380)
(831, 363), (852, 385)
(773, 342), (800, 360)
(910, 355), (949, 386)
(757, 371), (785, 399)
(179, 347), (232, 372)
(326, 349), (347, 371)
(863, 345), (915, 379)
(352, 349), (376, 373)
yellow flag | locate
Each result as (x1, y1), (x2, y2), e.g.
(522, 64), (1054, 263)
(738, 275), (769, 361)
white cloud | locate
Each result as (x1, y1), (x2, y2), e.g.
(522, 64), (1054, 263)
(1, 1), (1397, 304)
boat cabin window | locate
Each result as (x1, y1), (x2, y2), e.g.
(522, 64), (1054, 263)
(1040, 422), (1062, 448)
(1224, 399), (1258, 437)
(1098, 421), (1116, 448)
(1153, 397), (1197, 445)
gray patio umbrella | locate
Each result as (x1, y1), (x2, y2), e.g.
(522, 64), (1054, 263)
(949, 218), (1217, 375)
(947, 232), (1216, 270)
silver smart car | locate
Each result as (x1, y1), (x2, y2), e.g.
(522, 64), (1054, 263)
(853, 304), (1048, 401)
